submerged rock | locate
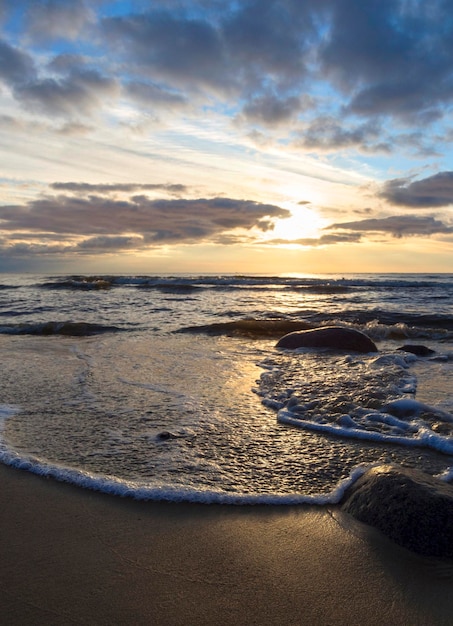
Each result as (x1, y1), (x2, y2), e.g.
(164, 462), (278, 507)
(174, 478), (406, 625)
(397, 344), (436, 356)
(276, 326), (378, 353)
(156, 431), (178, 441)
(341, 465), (453, 557)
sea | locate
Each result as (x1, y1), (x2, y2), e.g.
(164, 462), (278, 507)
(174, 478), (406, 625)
(0, 272), (452, 505)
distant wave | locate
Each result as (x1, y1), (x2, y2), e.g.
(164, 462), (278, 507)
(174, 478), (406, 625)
(136, 282), (205, 293)
(288, 284), (351, 294)
(34, 273), (453, 296)
(177, 319), (315, 337)
(306, 310), (453, 334)
(177, 315), (453, 340)
(39, 276), (115, 290)
(0, 321), (124, 336)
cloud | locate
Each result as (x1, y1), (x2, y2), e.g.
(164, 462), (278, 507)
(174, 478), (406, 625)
(379, 171), (453, 207)
(0, 36), (117, 120)
(76, 235), (144, 252)
(0, 192), (290, 245)
(293, 116), (391, 152)
(101, 2), (315, 102)
(24, 0), (95, 43)
(56, 121), (94, 135)
(319, 0), (453, 122)
(16, 68), (118, 118)
(223, 1), (313, 90)
(50, 182), (189, 195)
(125, 80), (187, 109)
(241, 93), (309, 126)
(0, 38), (36, 86)
(4, 1), (453, 137)
(326, 215), (453, 238)
(267, 232), (362, 246)
(0, 241), (69, 256)
(102, 11), (228, 94)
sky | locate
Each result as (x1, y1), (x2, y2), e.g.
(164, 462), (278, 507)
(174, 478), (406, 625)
(1, 0), (453, 274)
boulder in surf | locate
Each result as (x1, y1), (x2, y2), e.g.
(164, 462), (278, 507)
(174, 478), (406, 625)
(397, 344), (435, 357)
(276, 326), (378, 353)
(341, 464), (453, 557)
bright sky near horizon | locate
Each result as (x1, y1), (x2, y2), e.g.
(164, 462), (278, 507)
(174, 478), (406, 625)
(1, 0), (453, 273)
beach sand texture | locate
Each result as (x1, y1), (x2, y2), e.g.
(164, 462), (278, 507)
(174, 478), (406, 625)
(1, 464), (453, 626)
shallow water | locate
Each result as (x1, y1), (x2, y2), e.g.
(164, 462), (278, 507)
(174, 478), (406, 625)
(0, 273), (452, 503)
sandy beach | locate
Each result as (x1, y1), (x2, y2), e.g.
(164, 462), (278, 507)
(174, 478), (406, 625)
(1, 464), (452, 625)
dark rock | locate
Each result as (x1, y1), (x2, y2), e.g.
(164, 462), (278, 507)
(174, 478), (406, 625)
(156, 431), (178, 441)
(276, 326), (378, 353)
(397, 344), (436, 356)
(341, 464), (453, 557)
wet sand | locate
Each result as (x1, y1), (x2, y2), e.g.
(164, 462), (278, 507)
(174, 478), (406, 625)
(1, 463), (453, 625)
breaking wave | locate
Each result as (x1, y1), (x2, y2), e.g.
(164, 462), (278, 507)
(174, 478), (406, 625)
(177, 316), (453, 341)
(258, 351), (453, 455)
(0, 321), (124, 336)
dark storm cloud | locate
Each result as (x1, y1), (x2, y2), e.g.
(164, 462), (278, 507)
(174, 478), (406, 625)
(0, 194), (289, 242)
(50, 182), (189, 195)
(379, 172), (453, 208)
(326, 215), (453, 238)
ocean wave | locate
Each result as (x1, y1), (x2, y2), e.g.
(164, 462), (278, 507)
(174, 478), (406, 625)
(34, 273), (453, 289)
(136, 282), (205, 293)
(177, 319), (315, 337)
(294, 311), (453, 335)
(0, 401), (372, 504)
(0, 321), (124, 336)
(288, 284), (351, 294)
(278, 406), (453, 455)
(259, 350), (453, 455)
(176, 315), (453, 341)
(0, 434), (377, 504)
(39, 276), (115, 290)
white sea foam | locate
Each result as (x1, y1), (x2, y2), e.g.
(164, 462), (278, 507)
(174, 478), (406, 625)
(0, 415), (373, 505)
(260, 350), (453, 455)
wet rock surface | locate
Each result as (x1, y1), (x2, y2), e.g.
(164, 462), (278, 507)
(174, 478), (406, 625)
(276, 326), (378, 353)
(397, 344), (435, 356)
(341, 464), (453, 557)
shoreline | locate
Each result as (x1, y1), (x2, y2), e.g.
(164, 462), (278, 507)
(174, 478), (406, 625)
(1, 463), (453, 625)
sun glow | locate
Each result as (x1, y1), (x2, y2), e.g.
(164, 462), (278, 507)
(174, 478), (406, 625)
(269, 205), (327, 242)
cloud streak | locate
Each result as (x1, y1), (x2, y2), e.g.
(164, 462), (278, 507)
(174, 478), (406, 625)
(50, 182), (189, 195)
(327, 215), (453, 238)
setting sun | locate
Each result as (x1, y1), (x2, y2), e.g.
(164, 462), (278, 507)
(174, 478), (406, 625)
(268, 204), (328, 242)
